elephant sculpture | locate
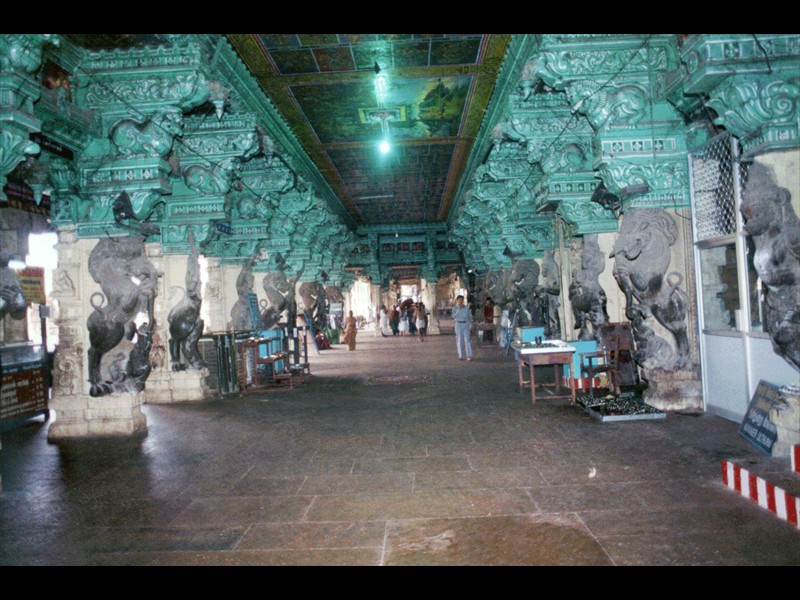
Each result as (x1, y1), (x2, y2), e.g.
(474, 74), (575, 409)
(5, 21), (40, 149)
(86, 235), (159, 396)
(167, 231), (204, 371)
(611, 209), (690, 371)
(297, 280), (327, 333)
(261, 269), (293, 329)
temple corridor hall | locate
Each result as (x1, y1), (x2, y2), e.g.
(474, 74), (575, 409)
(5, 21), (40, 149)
(1, 34), (799, 565)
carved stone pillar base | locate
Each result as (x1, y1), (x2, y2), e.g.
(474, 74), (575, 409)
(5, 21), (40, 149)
(47, 392), (147, 439)
(642, 367), (703, 412)
(770, 387), (800, 458)
(144, 368), (211, 404)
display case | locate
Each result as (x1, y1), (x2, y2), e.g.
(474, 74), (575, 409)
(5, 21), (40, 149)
(0, 343), (49, 428)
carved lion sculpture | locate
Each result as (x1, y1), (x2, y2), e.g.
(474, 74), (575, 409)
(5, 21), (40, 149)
(611, 209), (690, 371)
(741, 162), (800, 372)
(110, 108), (184, 158)
(86, 235), (158, 396)
(567, 80), (648, 130)
(183, 157), (241, 195)
(167, 231), (204, 371)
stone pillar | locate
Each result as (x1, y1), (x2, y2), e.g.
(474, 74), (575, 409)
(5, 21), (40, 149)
(370, 282), (381, 336)
(48, 230), (147, 438)
(204, 257), (226, 333)
(420, 277), (440, 334)
(143, 248), (209, 404)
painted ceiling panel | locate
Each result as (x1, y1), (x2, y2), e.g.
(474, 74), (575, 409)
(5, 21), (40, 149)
(227, 33), (511, 226)
(290, 75), (472, 144)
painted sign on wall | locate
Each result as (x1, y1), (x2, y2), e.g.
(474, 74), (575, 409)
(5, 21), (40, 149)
(15, 267), (46, 305)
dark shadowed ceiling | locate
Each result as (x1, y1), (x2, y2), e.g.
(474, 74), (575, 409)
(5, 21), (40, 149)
(226, 34), (511, 226)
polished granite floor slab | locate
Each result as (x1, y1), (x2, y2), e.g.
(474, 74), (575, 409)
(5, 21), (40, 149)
(1, 331), (798, 566)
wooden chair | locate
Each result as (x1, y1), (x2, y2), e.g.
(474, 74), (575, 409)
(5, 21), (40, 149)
(580, 322), (639, 396)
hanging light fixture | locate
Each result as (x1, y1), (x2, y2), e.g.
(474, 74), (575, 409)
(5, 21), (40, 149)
(374, 64), (391, 154)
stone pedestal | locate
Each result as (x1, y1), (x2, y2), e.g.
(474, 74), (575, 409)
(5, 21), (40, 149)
(770, 386), (800, 458)
(643, 367), (703, 412)
(48, 391), (147, 439)
(144, 367), (211, 403)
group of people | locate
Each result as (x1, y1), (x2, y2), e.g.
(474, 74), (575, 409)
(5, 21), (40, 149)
(341, 295), (493, 360)
(343, 301), (430, 351)
(379, 302), (428, 341)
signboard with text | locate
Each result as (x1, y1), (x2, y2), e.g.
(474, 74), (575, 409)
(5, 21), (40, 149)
(15, 266), (46, 305)
(739, 380), (783, 455)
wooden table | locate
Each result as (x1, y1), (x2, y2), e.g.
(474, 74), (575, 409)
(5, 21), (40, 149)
(512, 340), (576, 405)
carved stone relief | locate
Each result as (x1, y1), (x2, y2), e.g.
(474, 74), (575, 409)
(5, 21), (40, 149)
(611, 209), (691, 372)
(261, 269), (292, 329)
(86, 234), (159, 396)
(167, 231), (204, 371)
(229, 255), (256, 331)
(740, 162), (800, 371)
(569, 234), (609, 341)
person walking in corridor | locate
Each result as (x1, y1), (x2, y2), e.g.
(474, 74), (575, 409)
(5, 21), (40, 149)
(415, 301), (428, 342)
(452, 295), (473, 360)
(379, 304), (389, 337)
(343, 310), (358, 351)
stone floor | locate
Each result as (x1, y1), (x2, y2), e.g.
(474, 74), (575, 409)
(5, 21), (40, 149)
(1, 328), (799, 566)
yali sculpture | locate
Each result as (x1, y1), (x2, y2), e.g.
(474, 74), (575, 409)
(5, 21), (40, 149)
(86, 235), (159, 396)
(167, 230), (204, 371)
(740, 162), (800, 372)
(569, 234), (609, 341)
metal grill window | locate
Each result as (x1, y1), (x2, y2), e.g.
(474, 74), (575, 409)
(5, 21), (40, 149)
(690, 134), (739, 242)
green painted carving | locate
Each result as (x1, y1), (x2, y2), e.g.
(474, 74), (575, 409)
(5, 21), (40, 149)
(0, 73), (43, 137)
(179, 113), (259, 160)
(516, 216), (556, 253)
(705, 75), (799, 157)
(33, 86), (101, 153)
(658, 67), (705, 117)
(557, 198), (618, 234)
(596, 159), (690, 210)
(221, 35), (355, 229)
(681, 34), (800, 95)
(109, 108), (184, 158)
(566, 79), (649, 131)
(0, 129), (39, 200)
(182, 156), (241, 194)
(73, 44), (210, 120)
(448, 35), (539, 223)
(534, 35), (678, 89)
(0, 34), (60, 75)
